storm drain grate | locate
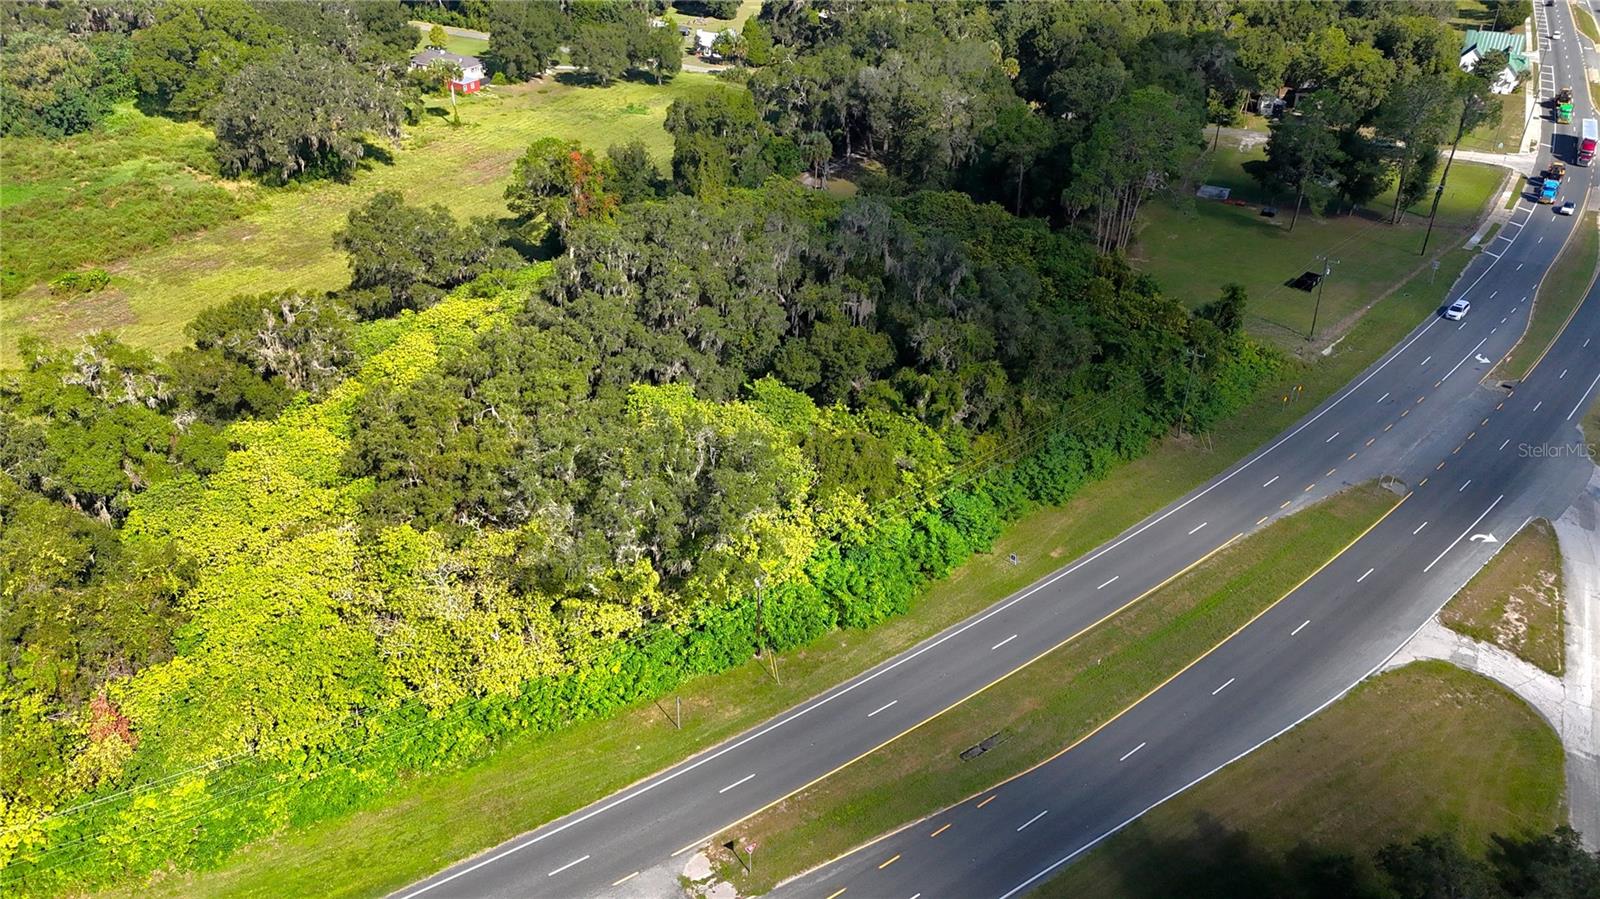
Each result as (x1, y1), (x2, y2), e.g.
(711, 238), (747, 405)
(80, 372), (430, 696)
(960, 731), (1007, 761)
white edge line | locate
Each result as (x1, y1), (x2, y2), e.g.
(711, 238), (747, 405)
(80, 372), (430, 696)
(397, 217), (1524, 897)
(1423, 495), (1504, 573)
(995, 514), (1535, 899)
(1568, 371), (1600, 420)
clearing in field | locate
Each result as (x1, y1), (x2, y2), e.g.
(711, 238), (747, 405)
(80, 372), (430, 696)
(1133, 138), (1503, 349)
(0, 74), (727, 367)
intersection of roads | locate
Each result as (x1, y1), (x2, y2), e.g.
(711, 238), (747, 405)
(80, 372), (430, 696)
(399, 6), (1599, 897)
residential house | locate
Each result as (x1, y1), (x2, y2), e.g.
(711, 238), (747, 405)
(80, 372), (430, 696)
(410, 48), (486, 94)
(1459, 28), (1532, 95)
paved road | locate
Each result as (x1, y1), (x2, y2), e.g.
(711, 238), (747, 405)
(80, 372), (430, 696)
(396, 6), (1595, 897)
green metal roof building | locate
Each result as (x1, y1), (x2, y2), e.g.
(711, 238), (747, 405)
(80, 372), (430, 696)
(1460, 28), (1532, 74)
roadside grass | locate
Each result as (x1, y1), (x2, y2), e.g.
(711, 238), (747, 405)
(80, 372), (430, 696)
(1135, 144), (1501, 349)
(1, 75), (726, 367)
(410, 21), (490, 57)
(1575, 1), (1600, 47)
(1442, 519), (1566, 675)
(671, 0), (764, 30)
(713, 483), (1401, 894)
(1497, 211), (1599, 381)
(95, 202), (1495, 899)
(0, 105), (246, 301)
(1039, 661), (1566, 899)
(1460, 85), (1533, 155)
(1585, 394), (1600, 448)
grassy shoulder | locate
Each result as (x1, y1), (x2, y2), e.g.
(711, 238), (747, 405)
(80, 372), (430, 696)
(713, 482), (1401, 894)
(1443, 518), (1567, 675)
(1575, 1), (1600, 47)
(1, 74), (726, 367)
(1038, 661), (1566, 898)
(1497, 210), (1599, 381)
(1133, 141), (1502, 349)
(102, 200), (1496, 899)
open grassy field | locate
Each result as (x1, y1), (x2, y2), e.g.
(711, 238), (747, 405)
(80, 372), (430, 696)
(0, 106), (247, 302)
(1039, 661), (1566, 898)
(1497, 210), (1599, 381)
(1460, 82), (1535, 155)
(1, 74), (726, 367)
(409, 21), (490, 58)
(1134, 142), (1503, 349)
(712, 483), (1400, 894)
(1442, 518), (1566, 675)
(95, 200), (1496, 899)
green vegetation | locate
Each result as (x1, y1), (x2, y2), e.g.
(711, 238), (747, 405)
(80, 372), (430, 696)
(1498, 211), (1599, 381)
(1575, 3), (1600, 47)
(1460, 86), (1531, 154)
(2, 4), (1528, 895)
(716, 483), (1400, 894)
(1040, 661), (1570, 898)
(0, 77), (726, 366)
(1443, 519), (1566, 675)
(0, 106), (244, 304)
(1134, 145), (1502, 345)
(410, 21), (488, 59)
(79, 227), (1494, 899)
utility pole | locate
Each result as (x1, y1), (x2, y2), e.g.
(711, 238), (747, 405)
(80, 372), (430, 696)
(1309, 255), (1338, 342)
(1423, 94), (1476, 256)
(1179, 346), (1207, 432)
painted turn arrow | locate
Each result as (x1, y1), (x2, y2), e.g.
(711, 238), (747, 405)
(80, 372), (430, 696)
(1474, 354), (1492, 364)
(1470, 533), (1498, 543)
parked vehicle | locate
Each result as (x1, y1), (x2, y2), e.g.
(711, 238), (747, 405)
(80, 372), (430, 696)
(1444, 299), (1471, 321)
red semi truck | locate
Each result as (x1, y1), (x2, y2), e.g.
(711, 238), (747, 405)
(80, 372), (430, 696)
(1581, 118), (1598, 166)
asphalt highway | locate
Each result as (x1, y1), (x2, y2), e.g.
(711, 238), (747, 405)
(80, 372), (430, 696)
(397, 7), (1596, 898)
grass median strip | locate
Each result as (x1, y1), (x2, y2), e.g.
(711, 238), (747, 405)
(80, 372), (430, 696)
(1442, 518), (1566, 675)
(1497, 210), (1599, 381)
(714, 482), (1401, 895)
(1038, 661), (1566, 898)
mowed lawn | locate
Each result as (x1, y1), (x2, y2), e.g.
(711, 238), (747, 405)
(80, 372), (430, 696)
(1134, 142), (1504, 349)
(1040, 661), (1565, 898)
(1, 74), (726, 366)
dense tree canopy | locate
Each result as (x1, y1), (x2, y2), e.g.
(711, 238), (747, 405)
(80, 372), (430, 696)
(212, 47), (406, 183)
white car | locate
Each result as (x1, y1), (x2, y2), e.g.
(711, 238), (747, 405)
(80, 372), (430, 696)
(1558, 200), (1577, 215)
(1444, 299), (1471, 321)
(1552, 30), (1563, 40)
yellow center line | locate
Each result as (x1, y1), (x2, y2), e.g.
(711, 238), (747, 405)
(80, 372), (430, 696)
(976, 795), (996, 809)
(826, 889), (848, 899)
(930, 823), (951, 838)
(879, 854), (901, 870)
